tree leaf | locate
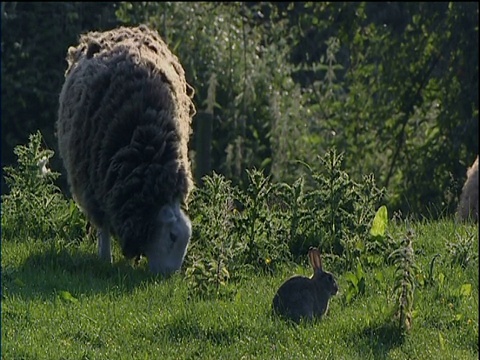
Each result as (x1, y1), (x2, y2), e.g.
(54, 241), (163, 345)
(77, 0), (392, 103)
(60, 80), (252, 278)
(460, 283), (472, 297)
(370, 205), (388, 237)
(59, 290), (78, 303)
(438, 332), (445, 350)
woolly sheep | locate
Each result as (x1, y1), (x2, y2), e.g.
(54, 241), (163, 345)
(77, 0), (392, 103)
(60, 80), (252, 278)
(56, 25), (196, 275)
(457, 156), (478, 222)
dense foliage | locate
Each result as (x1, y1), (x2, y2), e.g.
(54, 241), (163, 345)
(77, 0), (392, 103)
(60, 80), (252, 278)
(1, 132), (384, 277)
(1, 2), (118, 193)
(1, 131), (86, 243)
(1, 2), (478, 217)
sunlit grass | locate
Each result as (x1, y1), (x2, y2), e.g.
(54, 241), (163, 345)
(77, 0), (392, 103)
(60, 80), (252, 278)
(2, 219), (478, 359)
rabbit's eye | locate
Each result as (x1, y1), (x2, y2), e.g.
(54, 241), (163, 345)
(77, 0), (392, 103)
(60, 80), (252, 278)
(170, 233), (178, 243)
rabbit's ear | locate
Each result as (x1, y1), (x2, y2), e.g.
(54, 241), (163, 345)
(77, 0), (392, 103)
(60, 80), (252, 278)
(308, 248), (315, 268)
(308, 247), (323, 271)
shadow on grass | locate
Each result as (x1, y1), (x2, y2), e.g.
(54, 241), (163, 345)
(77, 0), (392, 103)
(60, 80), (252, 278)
(148, 314), (248, 348)
(351, 320), (406, 359)
(2, 239), (172, 301)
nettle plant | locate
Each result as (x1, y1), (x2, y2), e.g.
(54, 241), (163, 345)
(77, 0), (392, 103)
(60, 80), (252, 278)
(346, 207), (420, 333)
(185, 169), (293, 299)
(344, 205), (394, 305)
(185, 173), (242, 299)
(388, 227), (418, 333)
(186, 149), (385, 299)
(1, 131), (86, 242)
(446, 228), (478, 269)
(297, 149), (386, 268)
(233, 169), (292, 273)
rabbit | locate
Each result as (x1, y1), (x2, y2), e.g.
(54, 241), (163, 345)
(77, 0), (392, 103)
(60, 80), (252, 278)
(272, 247), (338, 323)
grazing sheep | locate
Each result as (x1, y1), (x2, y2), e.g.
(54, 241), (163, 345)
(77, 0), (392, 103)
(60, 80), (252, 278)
(457, 156), (478, 222)
(56, 25), (196, 275)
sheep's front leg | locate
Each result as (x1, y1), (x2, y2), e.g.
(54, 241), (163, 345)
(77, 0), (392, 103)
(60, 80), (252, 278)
(98, 228), (112, 263)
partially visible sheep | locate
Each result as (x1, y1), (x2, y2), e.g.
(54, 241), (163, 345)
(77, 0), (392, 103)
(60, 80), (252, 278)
(457, 156), (478, 222)
(56, 25), (196, 275)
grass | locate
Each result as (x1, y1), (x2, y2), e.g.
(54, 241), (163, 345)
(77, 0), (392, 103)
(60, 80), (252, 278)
(1, 219), (478, 359)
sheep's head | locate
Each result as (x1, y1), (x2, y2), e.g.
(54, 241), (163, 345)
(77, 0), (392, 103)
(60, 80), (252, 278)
(144, 202), (192, 276)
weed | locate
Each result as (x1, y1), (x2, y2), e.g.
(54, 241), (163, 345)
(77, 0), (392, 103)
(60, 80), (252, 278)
(299, 149), (385, 268)
(344, 259), (366, 304)
(446, 228), (478, 269)
(234, 169), (291, 273)
(389, 227), (418, 333)
(185, 173), (241, 299)
(1, 131), (86, 243)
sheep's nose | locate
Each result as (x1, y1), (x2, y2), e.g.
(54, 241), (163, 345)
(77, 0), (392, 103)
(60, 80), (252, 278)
(148, 261), (177, 278)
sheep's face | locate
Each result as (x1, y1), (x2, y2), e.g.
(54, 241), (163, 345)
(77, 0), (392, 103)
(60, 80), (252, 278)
(144, 202), (192, 276)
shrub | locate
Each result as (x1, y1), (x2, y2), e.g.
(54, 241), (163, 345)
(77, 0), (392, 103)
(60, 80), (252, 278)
(1, 131), (86, 243)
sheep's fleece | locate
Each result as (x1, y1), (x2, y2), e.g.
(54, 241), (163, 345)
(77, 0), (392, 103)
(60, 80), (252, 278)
(457, 156), (478, 222)
(57, 25), (196, 274)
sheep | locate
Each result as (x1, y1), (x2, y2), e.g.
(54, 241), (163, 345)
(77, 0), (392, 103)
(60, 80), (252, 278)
(56, 25), (196, 275)
(457, 156), (478, 222)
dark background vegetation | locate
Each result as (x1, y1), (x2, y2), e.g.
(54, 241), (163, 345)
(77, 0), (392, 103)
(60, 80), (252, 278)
(1, 2), (478, 218)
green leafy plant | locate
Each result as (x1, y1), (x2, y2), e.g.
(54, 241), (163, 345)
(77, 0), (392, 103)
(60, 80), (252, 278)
(420, 253), (442, 288)
(364, 205), (398, 267)
(233, 169), (291, 273)
(298, 149), (385, 268)
(446, 228), (478, 269)
(370, 205), (388, 238)
(1, 131), (86, 242)
(183, 145), (384, 299)
(344, 259), (366, 304)
(185, 173), (242, 300)
(389, 227), (418, 333)
(272, 177), (307, 257)
(185, 169), (296, 299)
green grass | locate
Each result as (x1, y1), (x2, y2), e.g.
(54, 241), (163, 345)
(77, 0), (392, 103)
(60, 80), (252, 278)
(2, 219), (478, 359)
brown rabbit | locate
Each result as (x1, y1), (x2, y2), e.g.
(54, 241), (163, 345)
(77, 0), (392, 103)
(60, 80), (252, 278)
(272, 247), (338, 323)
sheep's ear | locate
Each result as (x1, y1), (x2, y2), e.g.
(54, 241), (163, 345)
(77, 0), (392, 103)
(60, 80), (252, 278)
(86, 41), (101, 59)
(159, 205), (176, 224)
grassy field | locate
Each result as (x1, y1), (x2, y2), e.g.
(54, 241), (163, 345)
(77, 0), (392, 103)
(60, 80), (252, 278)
(1, 219), (478, 359)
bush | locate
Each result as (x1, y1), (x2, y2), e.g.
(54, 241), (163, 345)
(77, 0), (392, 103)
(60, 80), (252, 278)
(1, 131), (86, 243)
(185, 148), (385, 298)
